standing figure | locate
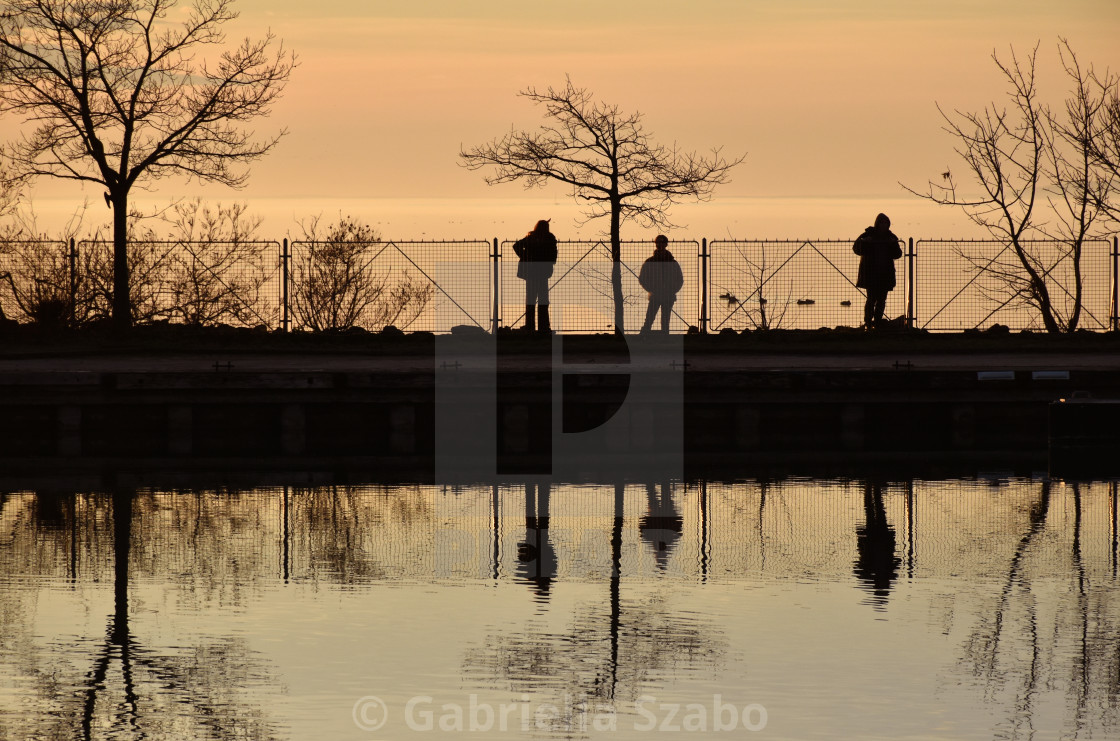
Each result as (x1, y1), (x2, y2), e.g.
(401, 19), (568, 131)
(638, 235), (684, 333)
(513, 219), (558, 334)
(853, 213), (903, 328)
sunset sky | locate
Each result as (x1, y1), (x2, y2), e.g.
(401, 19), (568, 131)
(7, 0), (1120, 235)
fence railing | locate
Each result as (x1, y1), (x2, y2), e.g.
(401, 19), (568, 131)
(285, 239), (492, 333)
(914, 239), (1114, 332)
(707, 238), (911, 332)
(2, 236), (1118, 333)
(499, 239), (701, 333)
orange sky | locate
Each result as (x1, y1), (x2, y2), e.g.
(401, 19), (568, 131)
(5, 0), (1120, 228)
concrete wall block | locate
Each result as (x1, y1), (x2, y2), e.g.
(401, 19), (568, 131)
(841, 403), (866, 450)
(168, 405), (193, 456)
(57, 405), (82, 457)
(390, 404), (416, 454)
(952, 404), (976, 448)
(502, 404), (529, 454)
(281, 404), (307, 456)
(735, 406), (761, 450)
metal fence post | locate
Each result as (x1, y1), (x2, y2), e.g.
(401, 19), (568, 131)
(1112, 236), (1119, 332)
(282, 238), (290, 332)
(492, 237), (500, 334)
(907, 237), (915, 328)
(68, 238), (77, 324)
(700, 237), (709, 333)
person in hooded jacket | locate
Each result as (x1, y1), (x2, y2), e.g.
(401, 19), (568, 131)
(513, 219), (558, 334)
(853, 213), (903, 328)
(638, 235), (684, 333)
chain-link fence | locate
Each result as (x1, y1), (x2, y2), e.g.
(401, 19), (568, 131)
(78, 239), (283, 328)
(0, 239), (74, 324)
(3, 235), (1117, 332)
(0, 238), (281, 327)
(707, 238), (911, 331)
(914, 239), (1114, 332)
(498, 239), (700, 333)
(286, 239), (492, 333)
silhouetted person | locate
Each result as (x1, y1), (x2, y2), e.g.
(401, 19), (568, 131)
(639, 481), (683, 571)
(853, 213), (902, 328)
(638, 235), (684, 334)
(854, 481), (900, 608)
(513, 219), (558, 334)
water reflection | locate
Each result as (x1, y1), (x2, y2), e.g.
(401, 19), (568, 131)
(517, 482), (557, 600)
(853, 480), (900, 609)
(0, 488), (283, 740)
(639, 481), (683, 572)
(1, 476), (1118, 739)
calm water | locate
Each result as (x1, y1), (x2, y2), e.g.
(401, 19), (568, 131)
(2, 476), (1119, 740)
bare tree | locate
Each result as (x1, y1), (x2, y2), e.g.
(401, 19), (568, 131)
(461, 77), (743, 333)
(0, 0), (294, 328)
(906, 41), (1118, 333)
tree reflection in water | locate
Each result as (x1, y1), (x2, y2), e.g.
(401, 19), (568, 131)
(466, 481), (725, 732)
(0, 489), (283, 741)
(956, 480), (1120, 739)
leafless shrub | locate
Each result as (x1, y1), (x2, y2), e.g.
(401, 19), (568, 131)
(291, 216), (434, 331)
(717, 242), (793, 330)
(162, 199), (274, 327)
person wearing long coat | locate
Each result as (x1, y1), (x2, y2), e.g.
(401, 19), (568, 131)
(513, 220), (558, 333)
(638, 235), (684, 333)
(853, 213), (903, 328)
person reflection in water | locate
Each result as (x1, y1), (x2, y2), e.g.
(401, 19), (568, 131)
(516, 482), (556, 600)
(513, 219), (558, 335)
(638, 235), (684, 334)
(639, 481), (683, 571)
(853, 480), (900, 608)
(852, 213), (902, 329)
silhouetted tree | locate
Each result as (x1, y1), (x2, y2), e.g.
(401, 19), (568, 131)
(0, 0), (294, 328)
(907, 41), (1118, 332)
(461, 78), (742, 333)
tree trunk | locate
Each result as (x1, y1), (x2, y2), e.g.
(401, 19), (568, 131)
(610, 199), (623, 334)
(112, 488), (132, 645)
(111, 191), (131, 328)
(1011, 237), (1060, 333)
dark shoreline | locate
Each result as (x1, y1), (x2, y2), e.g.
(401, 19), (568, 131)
(2, 323), (1117, 487)
(2, 321), (1119, 358)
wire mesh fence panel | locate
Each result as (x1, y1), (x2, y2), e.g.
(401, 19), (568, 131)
(708, 239), (905, 331)
(914, 239), (1113, 332)
(0, 240), (73, 324)
(75, 239), (283, 327)
(499, 239), (700, 333)
(288, 240), (491, 333)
